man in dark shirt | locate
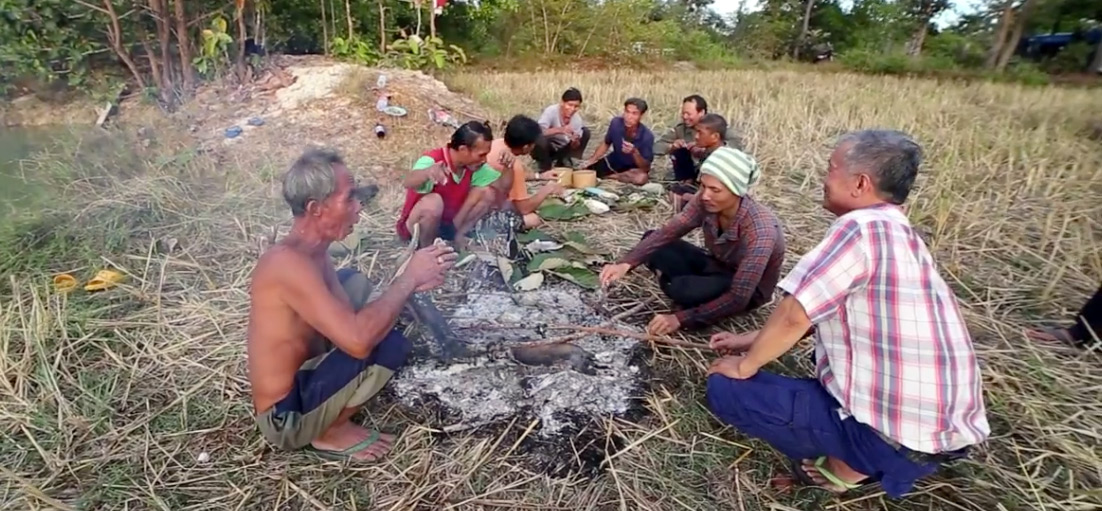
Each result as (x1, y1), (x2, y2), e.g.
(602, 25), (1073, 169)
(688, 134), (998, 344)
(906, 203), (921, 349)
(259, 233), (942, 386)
(578, 97), (655, 185)
(600, 147), (786, 335)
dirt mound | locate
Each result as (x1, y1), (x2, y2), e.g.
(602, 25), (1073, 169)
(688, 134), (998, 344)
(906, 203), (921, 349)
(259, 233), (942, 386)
(180, 56), (490, 187)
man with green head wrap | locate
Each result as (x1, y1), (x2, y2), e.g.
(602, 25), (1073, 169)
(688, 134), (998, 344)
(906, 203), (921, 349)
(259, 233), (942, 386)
(600, 147), (787, 336)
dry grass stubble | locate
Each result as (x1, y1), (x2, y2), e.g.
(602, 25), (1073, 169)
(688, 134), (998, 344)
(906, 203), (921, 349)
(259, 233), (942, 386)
(1, 68), (1100, 510)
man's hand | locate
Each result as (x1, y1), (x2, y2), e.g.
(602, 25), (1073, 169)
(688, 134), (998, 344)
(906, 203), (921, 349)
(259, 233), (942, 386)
(689, 145), (706, 158)
(599, 263), (631, 287)
(621, 140), (636, 154)
(539, 181), (564, 196)
(672, 139), (687, 150)
(646, 313), (680, 336)
(709, 331), (756, 354)
(423, 163), (449, 186)
(706, 354), (758, 380)
(402, 243), (457, 291)
(497, 150), (515, 171)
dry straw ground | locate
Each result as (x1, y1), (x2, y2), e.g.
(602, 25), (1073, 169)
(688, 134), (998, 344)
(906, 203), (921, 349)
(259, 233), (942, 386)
(1, 67), (1101, 511)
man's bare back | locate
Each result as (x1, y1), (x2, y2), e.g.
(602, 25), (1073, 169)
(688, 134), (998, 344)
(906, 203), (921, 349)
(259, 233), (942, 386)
(247, 242), (349, 414)
(246, 149), (457, 462)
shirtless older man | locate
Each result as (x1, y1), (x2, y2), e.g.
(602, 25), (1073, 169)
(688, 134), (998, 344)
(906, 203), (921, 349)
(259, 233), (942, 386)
(248, 149), (456, 462)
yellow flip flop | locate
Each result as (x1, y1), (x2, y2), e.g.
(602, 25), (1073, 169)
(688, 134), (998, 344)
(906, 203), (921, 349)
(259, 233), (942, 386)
(53, 274), (78, 293)
(84, 269), (125, 291)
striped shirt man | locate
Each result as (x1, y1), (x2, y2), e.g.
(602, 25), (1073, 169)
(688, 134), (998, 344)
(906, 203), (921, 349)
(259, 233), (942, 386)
(778, 204), (990, 454)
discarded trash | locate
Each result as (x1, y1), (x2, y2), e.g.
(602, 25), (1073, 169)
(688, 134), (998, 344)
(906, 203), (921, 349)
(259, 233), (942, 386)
(383, 105), (407, 117)
(374, 123), (386, 139)
(640, 182), (665, 194)
(428, 107), (460, 128)
(197, 452), (210, 463)
(84, 269), (124, 291)
(525, 240), (564, 253)
(247, 117), (264, 127)
(376, 74), (388, 88)
(53, 274), (78, 293)
(376, 95), (389, 111)
(224, 126), (243, 138)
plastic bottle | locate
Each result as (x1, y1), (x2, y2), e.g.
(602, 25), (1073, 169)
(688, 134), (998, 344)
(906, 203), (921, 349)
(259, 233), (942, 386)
(374, 123), (386, 139)
(376, 95), (388, 112)
(376, 74), (387, 88)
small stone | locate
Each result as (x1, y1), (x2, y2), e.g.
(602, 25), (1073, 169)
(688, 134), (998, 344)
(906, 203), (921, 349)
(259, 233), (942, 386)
(197, 452), (210, 463)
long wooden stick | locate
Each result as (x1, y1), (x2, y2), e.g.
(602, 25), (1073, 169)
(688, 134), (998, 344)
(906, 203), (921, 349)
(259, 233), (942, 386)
(546, 324), (712, 350)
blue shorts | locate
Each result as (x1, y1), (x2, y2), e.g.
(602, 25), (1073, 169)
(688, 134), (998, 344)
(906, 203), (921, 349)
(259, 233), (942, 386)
(706, 371), (967, 498)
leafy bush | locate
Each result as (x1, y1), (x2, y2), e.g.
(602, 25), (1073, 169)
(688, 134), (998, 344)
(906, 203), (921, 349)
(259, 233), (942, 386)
(385, 35), (468, 71)
(331, 36), (381, 65)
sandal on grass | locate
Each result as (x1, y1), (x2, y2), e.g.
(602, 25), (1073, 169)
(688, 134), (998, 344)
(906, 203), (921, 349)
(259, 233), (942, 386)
(306, 429), (385, 462)
(789, 456), (869, 494)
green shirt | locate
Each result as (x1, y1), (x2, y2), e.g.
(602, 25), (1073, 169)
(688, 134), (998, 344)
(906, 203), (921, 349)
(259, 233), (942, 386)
(411, 154), (500, 194)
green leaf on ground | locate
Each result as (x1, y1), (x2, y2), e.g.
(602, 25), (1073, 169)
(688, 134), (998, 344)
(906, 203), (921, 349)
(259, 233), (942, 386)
(513, 272), (545, 291)
(538, 200), (590, 221)
(528, 251), (580, 272)
(496, 257), (515, 283)
(517, 229), (554, 243)
(547, 266), (600, 289)
(562, 231), (605, 254)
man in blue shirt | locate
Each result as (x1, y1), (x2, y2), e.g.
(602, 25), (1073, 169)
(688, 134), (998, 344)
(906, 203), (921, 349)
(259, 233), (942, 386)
(578, 98), (655, 185)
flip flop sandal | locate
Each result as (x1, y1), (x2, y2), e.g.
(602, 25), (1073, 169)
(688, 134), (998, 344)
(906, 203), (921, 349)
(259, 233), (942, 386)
(84, 270), (125, 291)
(53, 274), (78, 293)
(789, 457), (868, 493)
(306, 429), (385, 462)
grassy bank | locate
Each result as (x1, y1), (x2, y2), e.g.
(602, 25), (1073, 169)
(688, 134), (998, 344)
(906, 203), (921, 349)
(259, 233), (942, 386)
(1, 68), (1100, 510)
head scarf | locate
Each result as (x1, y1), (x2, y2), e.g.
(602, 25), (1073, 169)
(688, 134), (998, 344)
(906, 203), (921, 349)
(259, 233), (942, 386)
(699, 146), (760, 197)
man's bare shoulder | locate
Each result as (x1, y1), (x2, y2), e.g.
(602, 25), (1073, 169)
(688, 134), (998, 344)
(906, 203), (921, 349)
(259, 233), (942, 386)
(252, 244), (315, 288)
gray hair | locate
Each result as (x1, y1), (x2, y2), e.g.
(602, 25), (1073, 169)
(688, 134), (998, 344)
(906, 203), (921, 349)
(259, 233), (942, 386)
(837, 130), (922, 205)
(283, 148), (345, 217)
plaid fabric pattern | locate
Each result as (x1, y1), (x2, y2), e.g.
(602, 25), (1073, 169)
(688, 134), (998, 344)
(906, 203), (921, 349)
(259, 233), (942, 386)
(620, 194), (785, 328)
(777, 204), (990, 454)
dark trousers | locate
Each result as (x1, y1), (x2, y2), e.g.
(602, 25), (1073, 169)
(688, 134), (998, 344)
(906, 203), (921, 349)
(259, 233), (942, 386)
(670, 147), (698, 182)
(1069, 283), (1102, 345)
(706, 371), (968, 499)
(640, 231), (731, 310)
(532, 127), (591, 171)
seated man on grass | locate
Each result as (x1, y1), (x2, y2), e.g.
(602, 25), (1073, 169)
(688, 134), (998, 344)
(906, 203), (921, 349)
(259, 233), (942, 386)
(655, 95), (745, 185)
(482, 115), (566, 228)
(396, 121), (499, 249)
(248, 149), (457, 462)
(706, 130), (990, 497)
(532, 87), (591, 172)
(662, 113), (733, 211)
(578, 97), (655, 186)
(599, 146), (785, 336)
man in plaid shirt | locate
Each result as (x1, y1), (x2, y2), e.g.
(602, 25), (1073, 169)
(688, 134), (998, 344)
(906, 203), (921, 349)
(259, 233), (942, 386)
(600, 146), (785, 336)
(706, 130), (990, 497)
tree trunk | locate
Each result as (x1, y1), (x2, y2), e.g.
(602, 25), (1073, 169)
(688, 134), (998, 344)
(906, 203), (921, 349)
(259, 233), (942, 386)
(995, 0), (1035, 72)
(236, 0), (247, 82)
(345, 0), (353, 39)
(907, 21), (929, 57)
(173, 0), (195, 90)
(1091, 39), (1102, 74)
(149, 0), (173, 94)
(430, 2), (437, 39)
(986, 0), (1015, 69)
(320, 0), (329, 54)
(88, 0), (147, 90)
(378, 0), (387, 52)
(794, 0), (815, 59)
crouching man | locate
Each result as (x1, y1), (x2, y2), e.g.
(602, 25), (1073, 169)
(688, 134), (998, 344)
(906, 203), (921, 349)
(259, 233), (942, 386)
(705, 130), (990, 497)
(248, 149), (457, 462)
(396, 121), (499, 249)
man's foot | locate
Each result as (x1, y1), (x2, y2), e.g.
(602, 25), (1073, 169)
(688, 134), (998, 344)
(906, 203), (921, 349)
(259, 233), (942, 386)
(796, 456), (868, 494)
(310, 422), (395, 462)
(1025, 326), (1078, 346)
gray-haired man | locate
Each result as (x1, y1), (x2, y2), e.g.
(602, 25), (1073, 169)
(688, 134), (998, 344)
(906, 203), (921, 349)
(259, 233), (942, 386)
(247, 149), (457, 462)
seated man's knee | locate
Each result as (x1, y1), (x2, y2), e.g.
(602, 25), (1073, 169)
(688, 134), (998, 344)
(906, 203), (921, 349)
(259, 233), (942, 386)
(414, 193), (445, 219)
(705, 373), (757, 427)
(337, 269), (373, 309)
(374, 330), (413, 371)
(629, 171), (650, 185)
(523, 213), (542, 228)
